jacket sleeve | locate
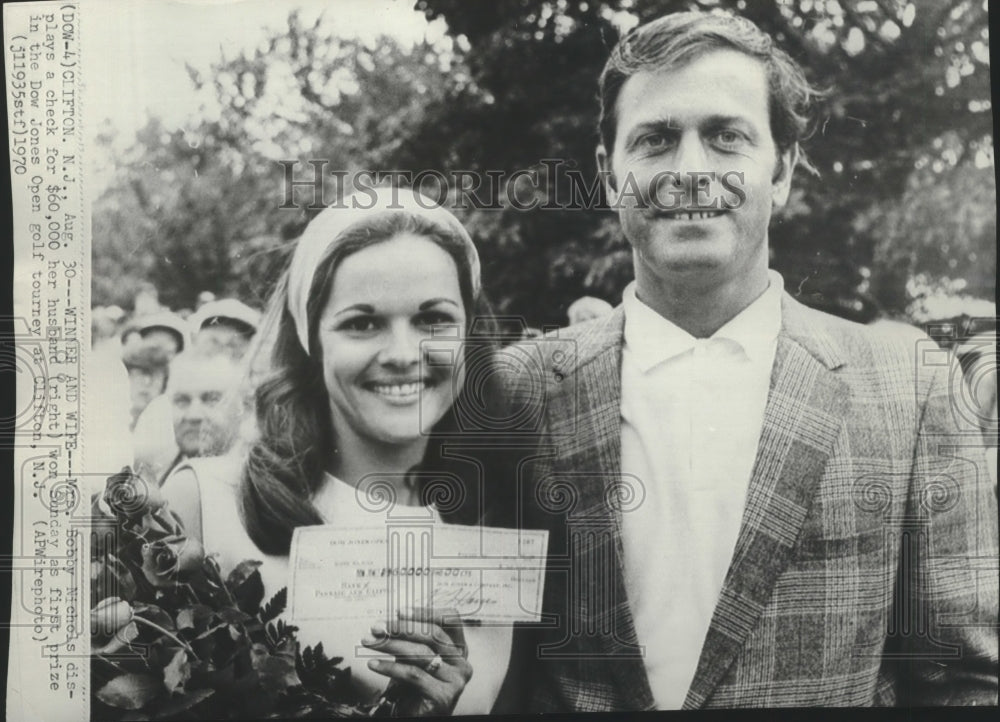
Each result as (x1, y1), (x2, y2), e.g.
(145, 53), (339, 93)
(896, 352), (998, 705)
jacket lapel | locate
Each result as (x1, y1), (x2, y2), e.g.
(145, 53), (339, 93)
(544, 309), (655, 709)
(682, 294), (852, 709)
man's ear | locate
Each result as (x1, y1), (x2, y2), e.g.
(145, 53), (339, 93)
(596, 145), (618, 204)
(771, 143), (797, 208)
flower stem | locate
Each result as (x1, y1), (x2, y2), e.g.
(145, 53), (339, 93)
(133, 616), (199, 659)
(95, 654), (127, 673)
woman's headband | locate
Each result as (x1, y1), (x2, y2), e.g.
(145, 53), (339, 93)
(286, 187), (481, 354)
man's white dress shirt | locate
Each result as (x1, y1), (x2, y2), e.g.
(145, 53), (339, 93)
(619, 271), (783, 709)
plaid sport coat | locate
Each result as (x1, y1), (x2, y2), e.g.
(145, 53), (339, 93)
(497, 292), (998, 711)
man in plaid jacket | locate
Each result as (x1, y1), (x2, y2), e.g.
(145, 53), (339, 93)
(497, 10), (998, 711)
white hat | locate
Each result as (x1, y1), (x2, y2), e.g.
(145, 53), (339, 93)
(190, 298), (261, 334)
(135, 311), (191, 350)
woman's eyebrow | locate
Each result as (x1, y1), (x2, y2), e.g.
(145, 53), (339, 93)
(419, 298), (461, 310)
(331, 303), (375, 317)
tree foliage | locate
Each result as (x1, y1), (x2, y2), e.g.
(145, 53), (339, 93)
(93, 11), (461, 311)
(415, 0), (994, 323)
(93, 1), (994, 327)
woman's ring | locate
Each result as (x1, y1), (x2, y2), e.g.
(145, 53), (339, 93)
(425, 654), (443, 674)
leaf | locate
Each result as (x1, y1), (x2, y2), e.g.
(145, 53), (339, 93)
(134, 604), (175, 633)
(120, 713), (151, 722)
(269, 619), (299, 644)
(250, 642), (301, 691)
(296, 641), (352, 700)
(218, 607), (252, 625)
(176, 604), (213, 631)
(152, 688), (214, 719)
(96, 674), (162, 710)
(230, 567), (265, 615)
(96, 555), (139, 602)
(275, 636), (297, 659)
(201, 554), (225, 585)
(225, 559), (262, 589)
(202, 624), (241, 670)
(198, 661), (236, 690)
(258, 587), (287, 623)
(163, 649), (191, 695)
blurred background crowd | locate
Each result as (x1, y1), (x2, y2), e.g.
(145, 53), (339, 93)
(87, 288), (260, 483)
(85, 0), (996, 483)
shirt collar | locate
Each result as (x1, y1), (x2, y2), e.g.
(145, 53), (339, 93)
(623, 270), (784, 373)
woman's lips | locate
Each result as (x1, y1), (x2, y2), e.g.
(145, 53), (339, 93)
(362, 379), (433, 401)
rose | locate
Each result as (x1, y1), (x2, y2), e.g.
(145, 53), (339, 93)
(91, 598), (140, 655)
(92, 557), (138, 606)
(141, 535), (205, 588)
(91, 597), (134, 639)
(103, 467), (166, 520)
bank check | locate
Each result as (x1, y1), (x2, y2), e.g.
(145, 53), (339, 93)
(288, 526), (549, 624)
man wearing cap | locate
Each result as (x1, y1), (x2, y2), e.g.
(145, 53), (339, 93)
(132, 300), (257, 483)
(500, 10), (997, 711)
(122, 342), (172, 428)
(131, 310), (190, 359)
(189, 298), (261, 361)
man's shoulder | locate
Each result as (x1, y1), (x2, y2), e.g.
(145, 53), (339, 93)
(496, 310), (623, 378)
(488, 311), (621, 414)
(783, 294), (931, 371)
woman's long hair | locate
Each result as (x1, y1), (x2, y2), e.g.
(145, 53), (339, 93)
(239, 211), (500, 555)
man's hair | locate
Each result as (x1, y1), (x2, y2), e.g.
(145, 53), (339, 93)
(599, 11), (820, 168)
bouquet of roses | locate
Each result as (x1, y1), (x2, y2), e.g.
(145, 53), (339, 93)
(91, 467), (395, 719)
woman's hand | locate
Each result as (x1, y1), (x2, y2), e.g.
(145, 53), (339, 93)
(361, 606), (473, 717)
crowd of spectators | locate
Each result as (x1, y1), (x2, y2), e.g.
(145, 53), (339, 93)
(86, 286), (261, 486)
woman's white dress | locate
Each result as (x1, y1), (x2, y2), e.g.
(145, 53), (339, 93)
(177, 454), (513, 716)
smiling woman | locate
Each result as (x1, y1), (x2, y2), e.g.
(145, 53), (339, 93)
(316, 234), (468, 467)
(161, 186), (513, 716)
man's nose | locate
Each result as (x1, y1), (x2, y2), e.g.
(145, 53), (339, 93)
(672, 133), (712, 189)
(183, 398), (207, 420)
(654, 134), (713, 208)
(377, 324), (421, 367)
(677, 130), (711, 169)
